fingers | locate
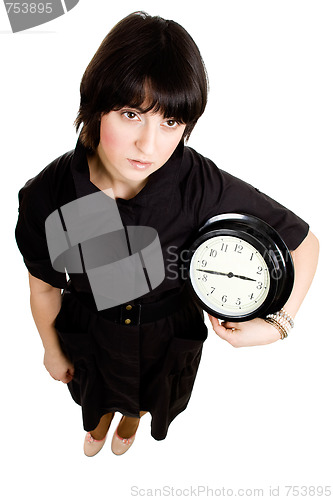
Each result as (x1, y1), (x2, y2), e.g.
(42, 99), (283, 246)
(207, 314), (219, 328)
(208, 315), (237, 331)
(62, 368), (75, 384)
(207, 314), (239, 343)
(208, 314), (232, 339)
(224, 321), (238, 331)
(50, 367), (75, 384)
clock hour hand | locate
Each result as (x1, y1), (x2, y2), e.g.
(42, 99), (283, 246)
(196, 269), (256, 282)
(232, 273), (257, 282)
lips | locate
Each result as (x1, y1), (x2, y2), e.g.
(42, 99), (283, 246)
(128, 159), (153, 170)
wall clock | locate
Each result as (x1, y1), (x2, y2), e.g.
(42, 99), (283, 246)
(185, 213), (294, 322)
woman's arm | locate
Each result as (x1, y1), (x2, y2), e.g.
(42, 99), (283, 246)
(29, 273), (74, 383)
(208, 230), (319, 347)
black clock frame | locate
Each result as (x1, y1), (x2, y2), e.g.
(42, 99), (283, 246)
(184, 213), (295, 322)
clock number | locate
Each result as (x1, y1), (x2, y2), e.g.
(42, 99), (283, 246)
(202, 274), (208, 282)
(236, 298), (241, 306)
(257, 282), (263, 290)
(234, 243), (243, 253)
(209, 249), (217, 257)
(220, 243), (228, 252)
(249, 293), (254, 300)
(201, 259), (207, 267)
(210, 287), (215, 294)
(221, 295), (227, 304)
(250, 253), (254, 261)
(257, 266), (263, 274)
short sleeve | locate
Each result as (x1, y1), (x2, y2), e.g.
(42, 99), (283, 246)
(184, 148), (309, 251)
(15, 178), (68, 289)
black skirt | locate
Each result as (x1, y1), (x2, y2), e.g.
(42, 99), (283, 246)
(55, 285), (208, 441)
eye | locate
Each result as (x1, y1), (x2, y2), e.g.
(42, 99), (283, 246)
(122, 110), (140, 121)
(164, 119), (179, 128)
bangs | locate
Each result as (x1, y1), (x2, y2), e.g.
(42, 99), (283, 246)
(110, 76), (204, 125)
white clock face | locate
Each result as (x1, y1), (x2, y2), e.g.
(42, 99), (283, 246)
(189, 235), (270, 317)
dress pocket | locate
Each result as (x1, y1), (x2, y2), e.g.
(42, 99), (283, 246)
(55, 291), (92, 364)
(167, 337), (205, 418)
(167, 335), (206, 375)
(161, 298), (208, 418)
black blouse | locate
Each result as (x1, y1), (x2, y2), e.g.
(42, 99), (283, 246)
(16, 137), (309, 297)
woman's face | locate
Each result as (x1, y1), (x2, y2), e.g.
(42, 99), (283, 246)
(96, 107), (186, 185)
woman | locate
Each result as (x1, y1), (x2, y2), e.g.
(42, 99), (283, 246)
(15, 11), (319, 457)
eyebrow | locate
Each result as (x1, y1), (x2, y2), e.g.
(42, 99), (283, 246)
(122, 106), (146, 113)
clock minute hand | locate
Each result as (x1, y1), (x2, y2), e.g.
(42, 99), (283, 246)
(196, 269), (257, 282)
(196, 269), (229, 277)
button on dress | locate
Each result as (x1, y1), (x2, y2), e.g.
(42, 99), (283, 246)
(15, 138), (309, 440)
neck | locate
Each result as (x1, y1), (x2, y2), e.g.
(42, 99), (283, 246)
(87, 152), (147, 200)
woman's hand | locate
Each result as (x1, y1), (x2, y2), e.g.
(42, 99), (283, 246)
(208, 315), (281, 348)
(43, 347), (75, 383)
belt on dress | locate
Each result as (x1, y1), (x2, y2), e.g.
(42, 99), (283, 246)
(65, 282), (193, 326)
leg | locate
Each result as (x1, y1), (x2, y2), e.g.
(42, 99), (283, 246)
(117, 411), (147, 439)
(90, 412), (114, 440)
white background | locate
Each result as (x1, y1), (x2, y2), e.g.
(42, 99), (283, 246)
(1, 1), (332, 498)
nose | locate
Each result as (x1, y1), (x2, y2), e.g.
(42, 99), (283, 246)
(135, 122), (156, 156)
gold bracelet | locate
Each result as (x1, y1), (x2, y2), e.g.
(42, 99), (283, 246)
(264, 317), (288, 339)
(265, 308), (294, 339)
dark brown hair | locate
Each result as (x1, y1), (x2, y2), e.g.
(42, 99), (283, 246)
(75, 11), (209, 151)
